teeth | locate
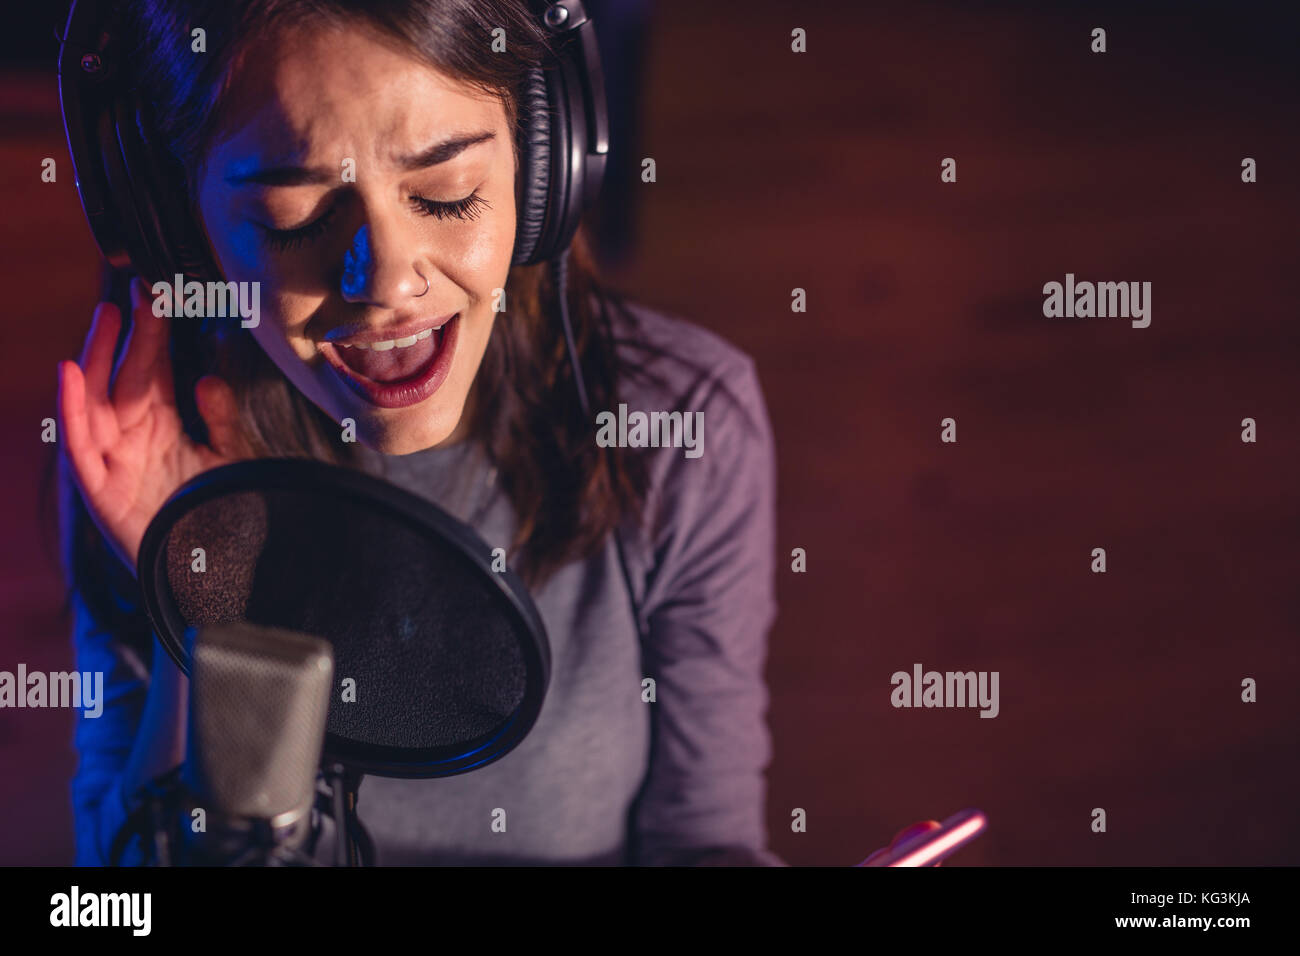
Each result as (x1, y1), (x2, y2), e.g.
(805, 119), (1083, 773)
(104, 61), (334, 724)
(338, 326), (441, 351)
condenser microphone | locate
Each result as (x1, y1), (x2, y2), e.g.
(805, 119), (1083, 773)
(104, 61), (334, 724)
(110, 622), (335, 866)
(178, 621), (334, 864)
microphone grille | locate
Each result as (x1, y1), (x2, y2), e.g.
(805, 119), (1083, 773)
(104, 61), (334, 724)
(184, 622), (333, 823)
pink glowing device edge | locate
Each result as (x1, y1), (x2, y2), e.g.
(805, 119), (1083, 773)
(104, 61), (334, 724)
(863, 808), (988, 867)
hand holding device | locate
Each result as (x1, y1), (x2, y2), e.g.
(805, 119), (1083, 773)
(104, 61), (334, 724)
(857, 809), (988, 867)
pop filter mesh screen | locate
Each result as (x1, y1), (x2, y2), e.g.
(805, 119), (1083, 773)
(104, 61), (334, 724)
(164, 487), (529, 753)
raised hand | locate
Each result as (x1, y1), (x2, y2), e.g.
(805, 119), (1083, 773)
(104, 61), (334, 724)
(58, 277), (251, 577)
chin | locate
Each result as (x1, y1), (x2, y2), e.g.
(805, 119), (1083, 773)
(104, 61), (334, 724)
(352, 404), (465, 455)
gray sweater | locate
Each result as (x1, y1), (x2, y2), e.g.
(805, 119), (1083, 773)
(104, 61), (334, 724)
(71, 300), (784, 866)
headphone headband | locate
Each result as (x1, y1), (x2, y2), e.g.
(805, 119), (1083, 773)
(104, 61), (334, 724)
(58, 0), (609, 280)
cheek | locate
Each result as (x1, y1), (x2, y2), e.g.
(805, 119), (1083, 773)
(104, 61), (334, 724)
(198, 186), (315, 289)
(216, 229), (319, 291)
(458, 229), (505, 286)
(248, 298), (316, 364)
(199, 192), (315, 362)
(198, 187), (257, 278)
(444, 197), (516, 298)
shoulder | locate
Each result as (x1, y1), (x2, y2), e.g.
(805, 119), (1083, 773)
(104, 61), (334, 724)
(601, 297), (777, 631)
(601, 296), (776, 556)
(606, 296), (773, 460)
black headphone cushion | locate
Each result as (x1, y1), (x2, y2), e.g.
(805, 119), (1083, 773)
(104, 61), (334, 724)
(513, 66), (552, 267)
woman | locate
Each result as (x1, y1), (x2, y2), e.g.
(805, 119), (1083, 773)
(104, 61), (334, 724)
(57, 0), (783, 866)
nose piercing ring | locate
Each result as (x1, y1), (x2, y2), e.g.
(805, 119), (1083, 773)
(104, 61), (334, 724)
(414, 264), (430, 297)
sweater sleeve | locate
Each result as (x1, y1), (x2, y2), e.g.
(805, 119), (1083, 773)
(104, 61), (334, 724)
(626, 354), (787, 866)
(69, 591), (151, 866)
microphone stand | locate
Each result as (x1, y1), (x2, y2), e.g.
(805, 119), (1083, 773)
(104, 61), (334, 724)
(110, 767), (182, 867)
(111, 763), (376, 866)
(316, 763), (375, 867)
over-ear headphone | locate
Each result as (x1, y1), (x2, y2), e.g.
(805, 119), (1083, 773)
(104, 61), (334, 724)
(57, 0), (609, 282)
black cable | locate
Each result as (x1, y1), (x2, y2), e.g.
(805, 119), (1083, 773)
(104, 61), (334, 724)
(553, 247), (590, 415)
(551, 247), (645, 644)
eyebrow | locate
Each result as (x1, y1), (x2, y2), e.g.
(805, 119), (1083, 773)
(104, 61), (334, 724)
(225, 130), (497, 187)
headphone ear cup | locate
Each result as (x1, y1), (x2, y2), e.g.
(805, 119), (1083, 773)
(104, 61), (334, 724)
(132, 101), (221, 282)
(512, 66), (552, 267)
(116, 93), (219, 283)
(111, 96), (172, 281)
(89, 88), (158, 277)
(60, 0), (140, 275)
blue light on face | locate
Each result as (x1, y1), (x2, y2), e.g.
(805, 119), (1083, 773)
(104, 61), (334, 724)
(341, 224), (373, 298)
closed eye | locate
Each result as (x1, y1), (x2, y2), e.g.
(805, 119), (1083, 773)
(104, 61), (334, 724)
(256, 190), (491, 252)
(410, 190), (491, 222)
(254, 187), (491, 252)
(257, 205), (338, 251)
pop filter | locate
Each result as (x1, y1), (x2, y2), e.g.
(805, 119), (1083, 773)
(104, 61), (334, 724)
(136, 458), (550, 779)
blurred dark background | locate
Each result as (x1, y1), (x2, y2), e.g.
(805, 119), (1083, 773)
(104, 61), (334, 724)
(2, 0), (1297, 865)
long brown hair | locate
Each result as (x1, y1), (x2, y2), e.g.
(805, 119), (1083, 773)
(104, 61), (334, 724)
(56, 0), (654, 664)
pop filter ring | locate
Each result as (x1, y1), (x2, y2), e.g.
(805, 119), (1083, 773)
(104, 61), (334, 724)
(137, 457), (552, 779)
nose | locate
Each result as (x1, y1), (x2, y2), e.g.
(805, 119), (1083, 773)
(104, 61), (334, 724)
(339, 222), (428, 307)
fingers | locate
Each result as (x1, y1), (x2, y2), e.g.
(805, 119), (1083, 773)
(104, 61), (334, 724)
(57, 359), (106, 495)
(79, 301), (121, 411)
(133, 277), (175, 398)
(195, 375), (250, 460)
(114, 278), (175, 428)
(856, 819), (946, 867)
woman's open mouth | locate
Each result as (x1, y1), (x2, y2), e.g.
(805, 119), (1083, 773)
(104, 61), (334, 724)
(320, 314), (459, 409)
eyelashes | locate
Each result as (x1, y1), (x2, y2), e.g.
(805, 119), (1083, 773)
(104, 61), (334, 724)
(409, 190), (491, 223)
(258, 189), (492, 252)
(260, 205), (338, 251)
